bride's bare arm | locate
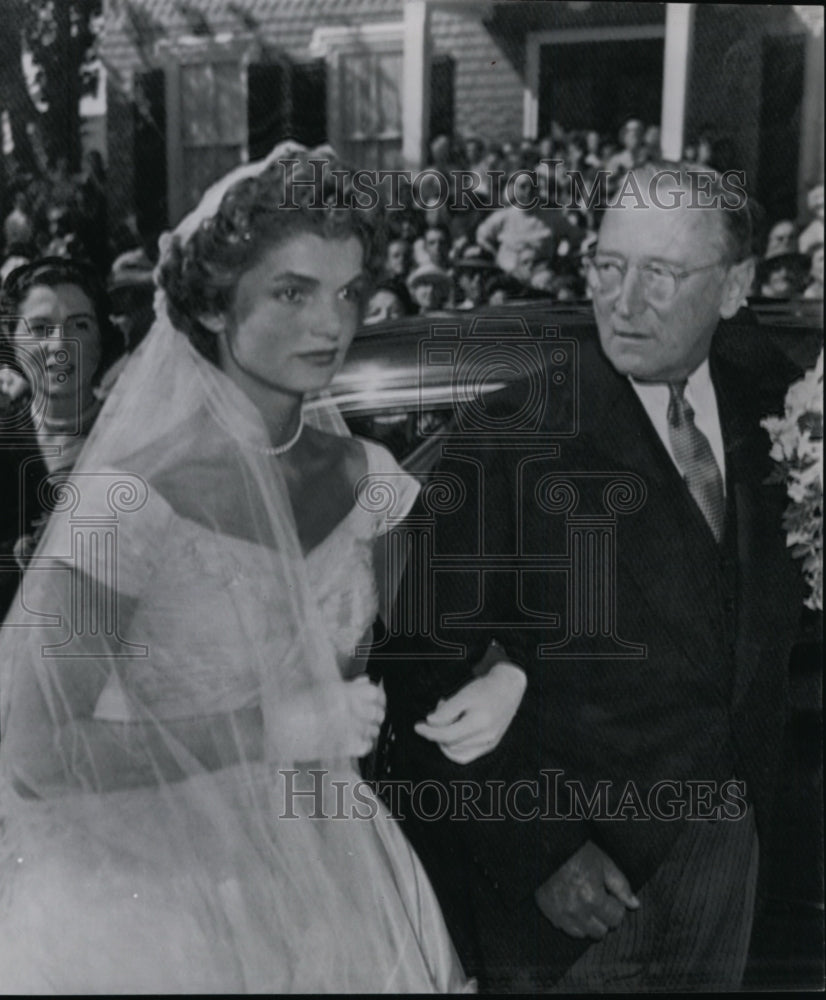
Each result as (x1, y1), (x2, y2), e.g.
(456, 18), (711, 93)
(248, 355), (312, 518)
(47, 706), (267, 793)
(3, 569), (265, 793)
(5, 562), (386, 795)
(12, 677), (384, 796)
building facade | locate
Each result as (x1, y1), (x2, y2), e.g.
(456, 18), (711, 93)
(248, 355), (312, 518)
(99, 0), (824, 237)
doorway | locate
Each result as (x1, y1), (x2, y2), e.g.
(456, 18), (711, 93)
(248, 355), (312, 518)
(538, 36), (664, 140)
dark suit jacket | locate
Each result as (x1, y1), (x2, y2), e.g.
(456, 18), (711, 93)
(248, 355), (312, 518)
(0, 403), (48, 622)
(371, 323), (805, 989)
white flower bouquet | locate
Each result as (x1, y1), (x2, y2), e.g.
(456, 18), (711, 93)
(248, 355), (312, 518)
(761, 349), (823, 611)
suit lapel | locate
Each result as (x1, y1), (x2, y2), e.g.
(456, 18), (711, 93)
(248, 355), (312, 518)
(710, 347), (803, 708)
(567, 343), (728, 684)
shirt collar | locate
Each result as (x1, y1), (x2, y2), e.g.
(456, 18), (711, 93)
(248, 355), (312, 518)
(629, 357), (714, 407)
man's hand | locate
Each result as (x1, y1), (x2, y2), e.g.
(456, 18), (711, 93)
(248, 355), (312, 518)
(414, 662), (526, 764)
(535, 840), (640, 940)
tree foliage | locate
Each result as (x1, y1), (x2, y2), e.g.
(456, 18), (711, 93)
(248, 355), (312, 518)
(0, 0), (101, 179)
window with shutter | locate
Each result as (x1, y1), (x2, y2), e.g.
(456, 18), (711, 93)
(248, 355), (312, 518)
(247, 59), (327, 156)
(179, 61), (246, 212)
(290, 61), (327, 147)
(133, 69), (167, 243)
(247, 63), (286, 162)
(310, 24), (404, 170)
(338, 48), (402, 168)
(157, 36), (258, 224)
(429, 55), (455, 143)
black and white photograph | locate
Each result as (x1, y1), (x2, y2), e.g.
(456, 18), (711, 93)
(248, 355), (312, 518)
(0, 0), (822, 992)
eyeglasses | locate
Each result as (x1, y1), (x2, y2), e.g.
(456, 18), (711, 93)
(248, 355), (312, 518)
(584, 254), (727, 306)
(21, 316), (99, 340)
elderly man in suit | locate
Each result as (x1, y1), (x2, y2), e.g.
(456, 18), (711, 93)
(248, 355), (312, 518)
(371, 163), (804, 991)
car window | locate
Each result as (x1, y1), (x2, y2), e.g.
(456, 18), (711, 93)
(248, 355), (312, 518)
(345, 408), (455, 478)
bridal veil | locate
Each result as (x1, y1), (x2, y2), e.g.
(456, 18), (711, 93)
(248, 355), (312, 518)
(0, 143), (467, 992)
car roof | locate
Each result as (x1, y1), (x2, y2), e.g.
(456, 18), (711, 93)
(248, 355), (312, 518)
(306, 298), (822, 416)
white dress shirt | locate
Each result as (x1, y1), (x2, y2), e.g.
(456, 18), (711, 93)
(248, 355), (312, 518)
(630, 359), (726, 492)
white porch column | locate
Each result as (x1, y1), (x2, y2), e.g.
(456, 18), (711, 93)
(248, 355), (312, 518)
(402, 0), (432, 169)
(660, 3), (695, 160)
(797, 12), (824, 217)
(523, 34), (540, 140)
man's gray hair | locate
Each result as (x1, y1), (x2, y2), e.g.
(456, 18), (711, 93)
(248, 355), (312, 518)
(607, 160), (753, 264)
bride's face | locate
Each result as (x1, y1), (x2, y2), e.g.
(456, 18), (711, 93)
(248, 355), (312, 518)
(215, 232), (366, 395)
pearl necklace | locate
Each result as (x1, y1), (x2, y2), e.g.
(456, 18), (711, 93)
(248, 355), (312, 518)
(247, 410), (305, 456)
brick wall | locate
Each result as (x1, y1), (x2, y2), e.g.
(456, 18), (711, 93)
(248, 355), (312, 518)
(99, 0), (813, 238)
(431, 7), (524, 145)
(685, 3), (811, 223)
(100, 0), (406, 229)
(101, 0), (405, 74)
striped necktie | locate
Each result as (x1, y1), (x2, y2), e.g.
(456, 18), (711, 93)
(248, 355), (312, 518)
(667, 380), (725, 543)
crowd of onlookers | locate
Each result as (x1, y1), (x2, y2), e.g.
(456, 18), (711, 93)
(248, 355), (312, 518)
(0, 122), (822, 614)
(755, 185), (823, 302)
(0, 118), (823, 358)
(1, 153), (156, 607)
(1, 150), (156, 357)
(362, 120), (655, 322)
(2, 152), (113, 280)
(358, 121), (824, 323)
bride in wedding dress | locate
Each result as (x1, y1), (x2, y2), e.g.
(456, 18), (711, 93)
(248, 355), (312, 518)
(0, 146), (523, 993)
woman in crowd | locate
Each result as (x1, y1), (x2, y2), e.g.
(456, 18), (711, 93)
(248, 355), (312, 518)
(2, 257), (121, 475)
(765, 219), (798, 259)
(382, 236), (413, 283)
(453, 244), (498, 310)
(756, 249), (811, 299)
(803, 242), (823, 299)
(0, 332), (42, 619)
(363, 278), (415, 325)
(0, 145), (525, 992)
(0, 257), (121, 612)
(798, 184), (824, 255)
(0, 240), (36, 285)
(407, 261), (454, 314)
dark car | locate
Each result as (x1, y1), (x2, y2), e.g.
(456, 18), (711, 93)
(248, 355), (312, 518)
(307, 300), (594, 477)
(307, 297), (823, 478)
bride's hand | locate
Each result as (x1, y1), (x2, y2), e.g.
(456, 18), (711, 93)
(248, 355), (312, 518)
(267, 676), (385, 762)
(342, 676), (386, 758)
(414, 662), (527, 764)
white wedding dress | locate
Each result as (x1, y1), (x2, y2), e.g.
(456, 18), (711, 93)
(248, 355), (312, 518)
(0, 435), (469, 993)
(0, 139), (472, 992)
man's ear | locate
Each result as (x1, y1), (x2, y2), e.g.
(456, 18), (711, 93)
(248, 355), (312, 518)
(198, 313), (226, 334)
(719, 257), (755, 319)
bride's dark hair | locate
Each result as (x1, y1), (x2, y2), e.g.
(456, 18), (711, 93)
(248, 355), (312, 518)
(159, 150), (378, 364)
